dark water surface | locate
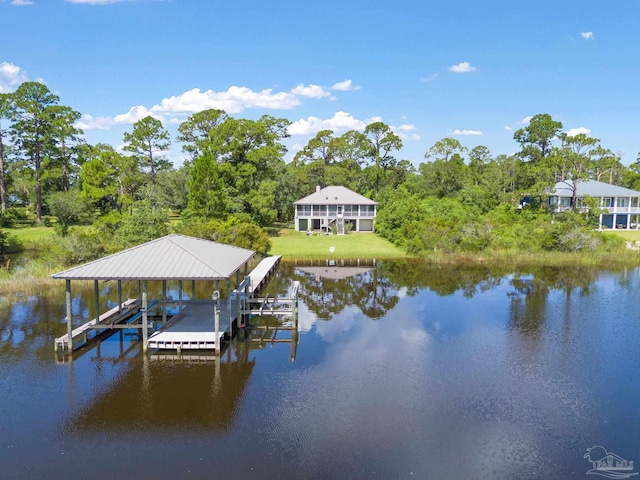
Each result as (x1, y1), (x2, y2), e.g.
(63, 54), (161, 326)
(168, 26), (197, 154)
(1, 260), (639, 479)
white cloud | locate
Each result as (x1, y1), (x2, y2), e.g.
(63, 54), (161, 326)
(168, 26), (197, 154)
(75, 114), (113, 130)
(420, 73), (438, 82)
(518, 116), (532, 125)
(393, 124), (420, 141)
(80, 85), (308, 129)
(114, 105), (156, 124)
(448, 62), (476, 73)
(504, 126), (512, 131)
(11, 0), (34, 5)
(331, 79), (361, 91)
(288, 111), (368, 136)
(291, 83), (331, 99)
(452, 129), (483, 136)
(581, 31), (594, 40)
(80, 80), (355, 130)
(0, 62), (29, 92)
(566, 127), (591, 137)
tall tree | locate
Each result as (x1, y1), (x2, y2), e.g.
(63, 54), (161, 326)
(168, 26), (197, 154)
(9, 82), (60, 223)
(513, 114), (563, 191)
(189, 115), (290, 225)
(513, 114), (563, 160)
(46, 105), (84, 192)
(362, 121), (402, 195)
(419, 137), (469, 198)
(123, 116), (171, 184)
(424, 137), (467, 162)
(177, 109), (227, 159)
(555, 133), (600, 209)
(293, 129), (336, 188)
(0, 93), (11, 213)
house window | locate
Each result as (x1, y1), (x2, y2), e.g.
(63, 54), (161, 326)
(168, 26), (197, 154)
(360, 205), (375, 216)
(559, 197), (572, 208)
(617, 198), (628, 208)
(328, 205), (337, 216)
(313, 205), (320, 216)
(602, 198), (613, 208)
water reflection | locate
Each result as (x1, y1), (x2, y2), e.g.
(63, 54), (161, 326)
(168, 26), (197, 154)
(67, 345), (255, 435)
(1, 261), (640, 479)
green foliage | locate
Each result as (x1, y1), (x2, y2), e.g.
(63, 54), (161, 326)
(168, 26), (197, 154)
(0, 207), (36, 227)
(187, 115), (290, 225)
(110, 201), (170, 250)
(46, 190), (94, 236)
(0, 229), (6, 254)
(39, 230), (105, 266)
(123, 116), (171, 184)
(175, 216), (271, 253)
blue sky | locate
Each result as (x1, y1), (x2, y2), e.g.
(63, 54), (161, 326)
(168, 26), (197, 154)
(1, 0), (639, 167)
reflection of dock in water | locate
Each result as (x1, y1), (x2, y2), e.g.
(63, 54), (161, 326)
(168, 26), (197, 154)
(65, 344), (256, 435)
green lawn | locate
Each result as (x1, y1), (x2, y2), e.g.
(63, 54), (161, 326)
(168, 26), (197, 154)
(268, 228), (408, 259)
(607, 230), (640, 241)
(5, 225), (57, 243)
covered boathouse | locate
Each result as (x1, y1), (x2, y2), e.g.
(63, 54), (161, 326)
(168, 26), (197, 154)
(52, 234), (256, 357)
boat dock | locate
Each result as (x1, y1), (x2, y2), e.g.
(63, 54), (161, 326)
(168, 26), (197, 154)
(54, 298), (142, 354)
(248, 255), (281, 294)
(148, 302), (229, 352)
(52, 236), (296, 359)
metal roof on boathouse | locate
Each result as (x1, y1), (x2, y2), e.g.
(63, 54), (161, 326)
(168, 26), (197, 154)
(52, 234), (255, 281)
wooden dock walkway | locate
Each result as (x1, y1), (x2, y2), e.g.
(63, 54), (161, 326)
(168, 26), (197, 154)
(54, 298), (141, 353)
(248, 255), (281, 294)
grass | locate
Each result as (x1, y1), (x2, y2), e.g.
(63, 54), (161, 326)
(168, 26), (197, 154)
(268, 229), (409, 259)
(6, 225), (57, 244)
(607, 230), (640, 241)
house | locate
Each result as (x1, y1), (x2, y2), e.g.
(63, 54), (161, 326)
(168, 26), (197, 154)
(547, 179), (640, 229)
(293, 186), (377, 234)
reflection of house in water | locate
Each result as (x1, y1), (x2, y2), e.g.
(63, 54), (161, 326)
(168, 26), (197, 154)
(296, 266), (375, 282)
(68, 347), (255, 435)
(292, 261), (399, 320)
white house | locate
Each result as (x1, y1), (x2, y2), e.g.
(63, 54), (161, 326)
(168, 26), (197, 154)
(547, 179), (640, 229)
(293, 186), (377, 234)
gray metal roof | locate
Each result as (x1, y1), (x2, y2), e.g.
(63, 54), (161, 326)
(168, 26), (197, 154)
(293, 186), (377, 205)
(52, 234), (255, 281)
(549, 180), (640, 197)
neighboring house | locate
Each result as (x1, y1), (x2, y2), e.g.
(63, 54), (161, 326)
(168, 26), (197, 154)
(547, 179), (640, 229)
(293, 186), (377, 234)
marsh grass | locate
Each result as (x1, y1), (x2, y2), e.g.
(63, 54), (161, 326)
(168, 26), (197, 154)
(0, 258), (64, 296)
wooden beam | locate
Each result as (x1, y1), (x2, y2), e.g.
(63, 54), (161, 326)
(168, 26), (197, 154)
(65, 279), (72, 352)
(142, 280), (148, 352)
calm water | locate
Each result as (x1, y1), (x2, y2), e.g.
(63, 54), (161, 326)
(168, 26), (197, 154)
(1, 260), (640, 479)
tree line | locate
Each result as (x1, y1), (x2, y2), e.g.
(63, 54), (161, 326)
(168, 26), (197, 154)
(1, 81), (639, 259)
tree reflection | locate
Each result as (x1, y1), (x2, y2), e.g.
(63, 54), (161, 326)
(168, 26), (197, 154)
(507, 266), (600, 336)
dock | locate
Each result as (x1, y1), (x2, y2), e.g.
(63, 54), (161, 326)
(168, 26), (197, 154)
(54, 298), (142, 353)
(148, 302), (229, 352)
(53, 246), (295, 358)
(249, 255), (281, 294)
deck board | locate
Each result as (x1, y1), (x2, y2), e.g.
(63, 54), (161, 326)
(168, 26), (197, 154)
(249, 255), (281, 293)
(148, 302), (230, 350)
